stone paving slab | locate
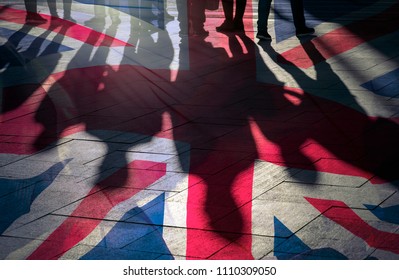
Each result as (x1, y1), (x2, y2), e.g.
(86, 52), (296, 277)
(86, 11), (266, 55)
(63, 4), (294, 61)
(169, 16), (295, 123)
(1, 0), (399, 260)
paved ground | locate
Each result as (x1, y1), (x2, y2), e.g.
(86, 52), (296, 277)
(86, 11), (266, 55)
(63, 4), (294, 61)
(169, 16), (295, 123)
(1, 0), (399, 260)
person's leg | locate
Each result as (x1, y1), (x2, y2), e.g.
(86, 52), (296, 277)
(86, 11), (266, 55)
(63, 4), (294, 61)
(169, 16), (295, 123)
(256, 0), (272, 39)
(190, 0), (208, 36)
(176, 0), (188, 35)
(221, 0), (234, 22)
(257, 0), (271, 31)
(290, 0), (314, 35)
(108, 0), (120, 25)
(233, 0), (247, 29)
(47, 0), (58, 17)
(216, 0), (234, 31)
(85, 0), (106, 27)
(63, 0), (74, 20)
(24, 0), (37, 13)
(290, 0), (305, 29)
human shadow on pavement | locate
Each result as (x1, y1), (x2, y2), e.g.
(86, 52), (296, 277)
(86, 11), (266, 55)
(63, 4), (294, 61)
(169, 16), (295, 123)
(259, 38), (399, 184)
(5, 2), (399, 259)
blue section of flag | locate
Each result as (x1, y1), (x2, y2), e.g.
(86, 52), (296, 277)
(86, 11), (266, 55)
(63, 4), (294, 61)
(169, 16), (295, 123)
(365, 204), (399, 224)
(81, 193), (174, 260)
(0, 27), (74, 63)
(361, 69), (399, 98)
(273, 217), (347, 259)
(0, 160), (70, 234)
(123, 192), (166, 225)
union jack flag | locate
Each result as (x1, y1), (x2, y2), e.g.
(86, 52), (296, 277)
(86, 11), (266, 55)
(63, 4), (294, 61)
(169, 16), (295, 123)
(1, 0), (399, 260)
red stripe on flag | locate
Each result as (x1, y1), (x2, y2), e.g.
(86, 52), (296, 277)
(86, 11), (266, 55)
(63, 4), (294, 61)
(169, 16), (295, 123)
(306, 197), (399, 254)
(186, 155), (254, 259)
(27, 160), (166, 260)
(0, 6), (132, 47)
(278, 2), (399, 68)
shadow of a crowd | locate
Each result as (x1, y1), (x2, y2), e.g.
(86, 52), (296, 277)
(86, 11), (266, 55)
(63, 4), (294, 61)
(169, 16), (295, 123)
(1, 0), (399, 259)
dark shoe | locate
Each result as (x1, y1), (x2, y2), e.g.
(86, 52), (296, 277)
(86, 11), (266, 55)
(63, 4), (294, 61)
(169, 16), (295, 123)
(25, 13), (47, 25)
(64, 16), (77, 23)
(256, 31), (272, 41)
(233, 20), (245, 31)
(84, 17), (106, 28)
(216, 20), (235, 32)
(296, 27), (315, 37)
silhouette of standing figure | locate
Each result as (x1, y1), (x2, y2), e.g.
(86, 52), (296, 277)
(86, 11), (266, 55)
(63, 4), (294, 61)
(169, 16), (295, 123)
(84, 0), (120, 28)
(257, 0), (314, 40)
(24, 0), (47, 24)
(189, 0), (208, 36)
(216, 0), (247, 32)
(47, 0), (76, 22)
